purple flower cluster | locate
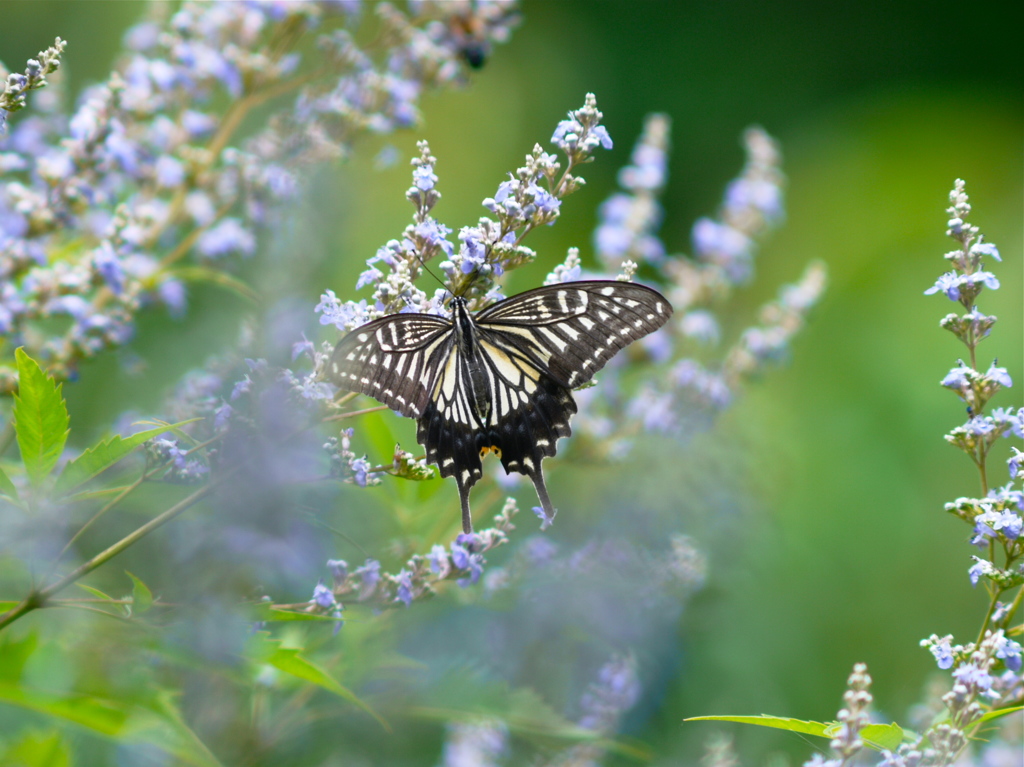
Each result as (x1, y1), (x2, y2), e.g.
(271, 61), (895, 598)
(318, 93), (615, 339)
(576, 654), (641, 732)
(302, 497), (519, 615)
(146, 437), (210, 483)
(593, 113), (669, 270)
(895, 631), (1023, 767)
(323, 428), (382, 487)
(0, 1), (519, 392)
(869, 181), (1024, 767)
(439, 719), (508, 767)
(925, 181), (1023, 595)
(571, 119), (825, 450)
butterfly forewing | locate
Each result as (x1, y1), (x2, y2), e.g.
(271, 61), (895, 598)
(328, 313), (451, 418)
(476, 281), (672, 387)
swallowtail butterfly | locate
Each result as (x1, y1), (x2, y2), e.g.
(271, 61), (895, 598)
(328, 281), (673, 533)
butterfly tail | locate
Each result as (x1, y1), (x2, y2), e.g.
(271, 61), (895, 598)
(456, 476), (474, 534)
(529, 469), (557, 529)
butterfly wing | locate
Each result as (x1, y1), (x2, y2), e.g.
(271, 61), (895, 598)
(475, 280), (673, 388)
(327, 313), (453, 418)
(466, 281), (672, 528)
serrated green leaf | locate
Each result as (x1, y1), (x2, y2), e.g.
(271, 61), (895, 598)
(170, 266), (260, 304)
(54, 420), (201, 497)
(0, 462), (19, 501)
(0, 729), (71, 767)
(13, 348), (70, 489)
(685, 715), (831, 738)
(266, 645), (390, 731)
(0, 681), (130, 736)
(125, 571), (154, 613)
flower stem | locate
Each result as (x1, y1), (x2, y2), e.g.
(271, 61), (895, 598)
(0, 474), (226, 632)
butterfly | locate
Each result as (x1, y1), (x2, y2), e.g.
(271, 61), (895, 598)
(328, 280), (673, 533)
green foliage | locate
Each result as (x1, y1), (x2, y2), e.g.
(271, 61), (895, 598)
(0, 631), (39, 683)
(0, 729), (72, 767)
(685, 715), (908, 752)
(75, 584), (115, 602)
(259, 639), (391, 731)
(2, 351), (202, 508)
(52, 422), (194, 497)
(253, 604), (346, 623)
(974, 704), (1024, 727)
(123, 690), (226, 767)
(124, 572), (153, 614)
(13, 348), (69, 490)
(0, 682), (131, 736)
(0, 463), (18, 501)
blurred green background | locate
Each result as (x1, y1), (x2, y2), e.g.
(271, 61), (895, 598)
(2, 1), (1020, 764)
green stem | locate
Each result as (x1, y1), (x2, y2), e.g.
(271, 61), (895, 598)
(0, 476), (224, 632)
(976, 590), (1001, 645)
(45, 473), (148, 581)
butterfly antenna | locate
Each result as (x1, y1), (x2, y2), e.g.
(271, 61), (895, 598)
(411, 249), (448, 293)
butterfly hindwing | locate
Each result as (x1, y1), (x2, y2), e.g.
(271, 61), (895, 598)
(414, 331), (577, 533)
(416, 331), (575, 478)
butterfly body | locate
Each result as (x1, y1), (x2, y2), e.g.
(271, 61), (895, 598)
(328, 281), (672, 533)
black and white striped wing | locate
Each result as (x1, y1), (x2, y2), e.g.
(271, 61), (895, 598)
(475, 280), (673, 388)
(327, 314), (453, 418)
(416, 323), (578, 534)
(417, 332), (575, 476)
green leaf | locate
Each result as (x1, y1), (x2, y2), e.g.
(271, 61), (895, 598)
(686, 716), (908, 752)
(265, 645), (390, 731)
(0, 683), (224, 767)
(13, 348), (70, 489)
(0, 729), (71, 767)
(76, 583), (116, 602)
(0, 462), (19, 501)
(0, 630), (38, 683)
(845, 722), (906, 751)
(976, 704), (1024, 727)
(54, 420), (201, 497)
(123, 689), (225, 767)
(0, 681), (130, 736)
(125, 571), (154, 614)
(685, 715), (831, 738)
(252, 604), (346, 623)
